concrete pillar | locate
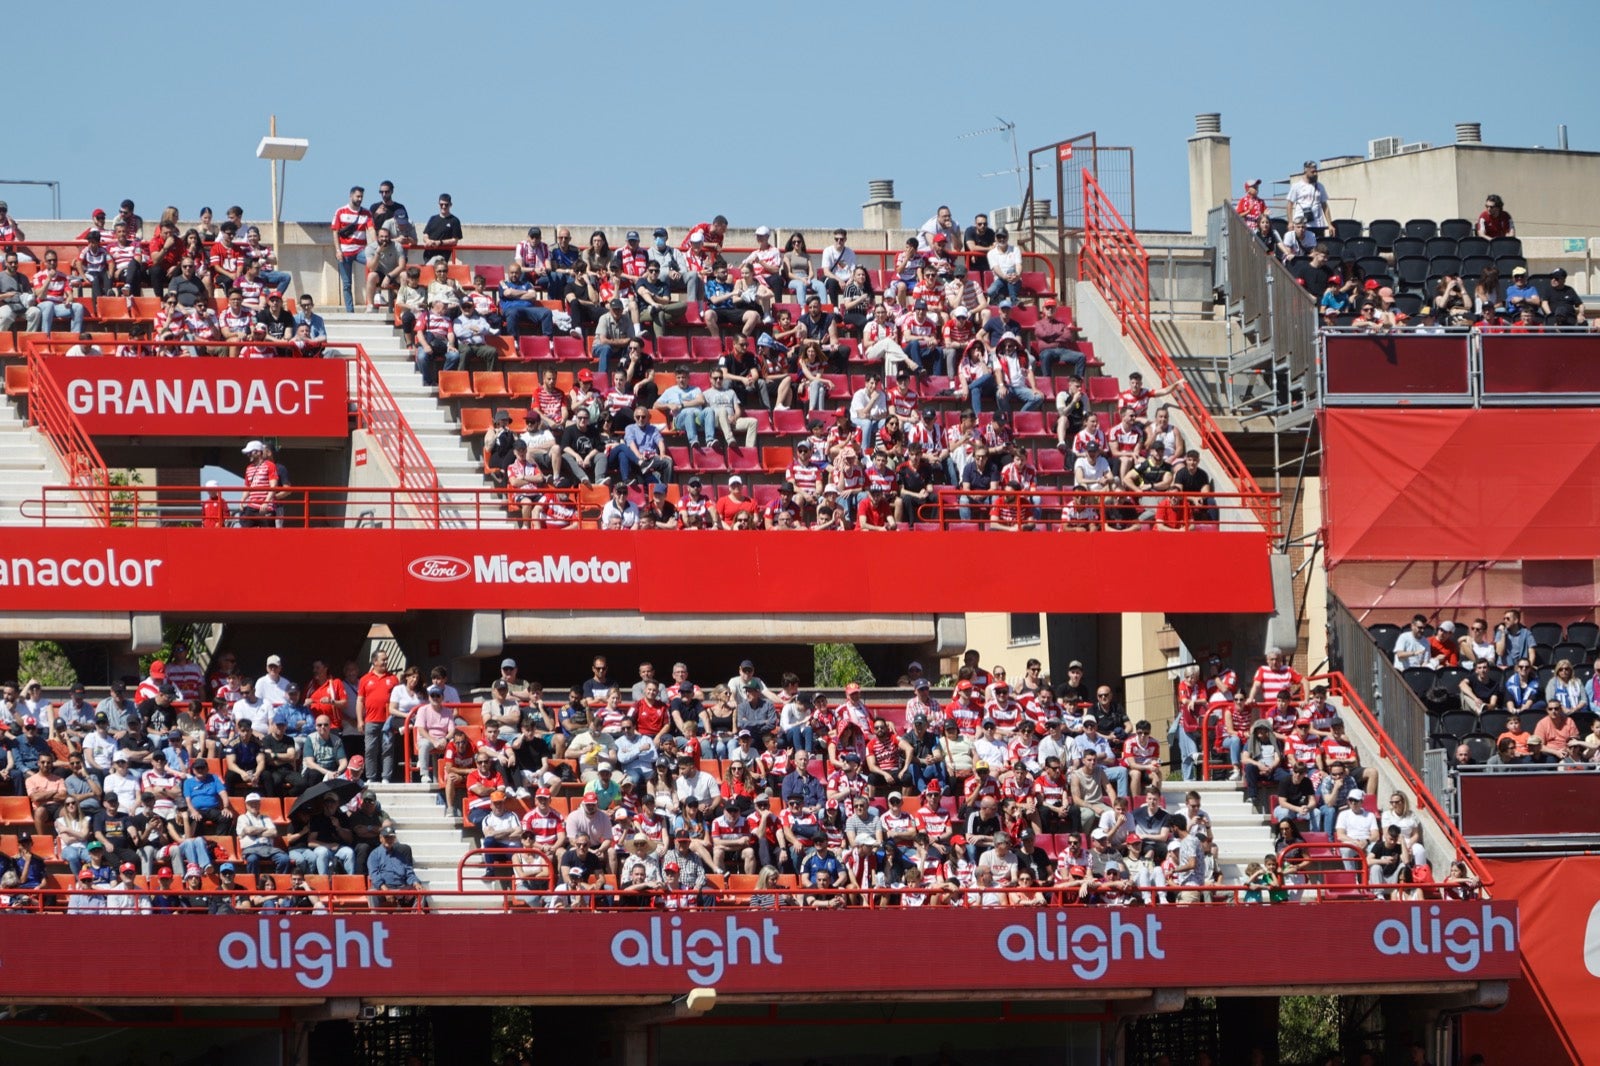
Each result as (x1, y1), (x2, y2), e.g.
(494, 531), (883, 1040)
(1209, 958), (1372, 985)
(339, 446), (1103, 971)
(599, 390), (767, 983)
(1187, 113), (1232, 236)
(862, 179), (902, 231)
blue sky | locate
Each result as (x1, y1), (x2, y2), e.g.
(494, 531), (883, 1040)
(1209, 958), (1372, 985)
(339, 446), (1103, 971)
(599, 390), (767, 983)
(4, 2), (1590, 234)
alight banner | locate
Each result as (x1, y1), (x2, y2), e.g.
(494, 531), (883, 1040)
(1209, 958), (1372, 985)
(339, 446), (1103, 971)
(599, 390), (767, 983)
(2, 902), (1519, 1002)
(0, 528), (1274, 614)
(47, 357), (349, 437)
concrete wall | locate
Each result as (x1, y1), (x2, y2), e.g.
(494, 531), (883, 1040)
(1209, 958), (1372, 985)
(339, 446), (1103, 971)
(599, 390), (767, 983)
(1316, 144), (1600, 238)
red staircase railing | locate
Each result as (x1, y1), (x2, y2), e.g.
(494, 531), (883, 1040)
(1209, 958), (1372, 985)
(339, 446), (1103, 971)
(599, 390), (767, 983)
(1080, 173), (1276, 535)
(19, 345), (112, 522)
(348, 344), (441, 524)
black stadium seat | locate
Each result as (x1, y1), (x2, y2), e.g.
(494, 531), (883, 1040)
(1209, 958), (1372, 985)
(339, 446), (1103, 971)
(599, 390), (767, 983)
(1391, 237), (1426, 259)
(1438, 218), (1474, 240)
(1565, 622), (1600, 651)
(1366, 219), (1403, 250)
(1529, 622), (1564, 646)
(1441, 712), (1478, 740)
(1495, 256), (1528, 277)
(1343, 238), (1378, 260)
(1424, 237), (1458, 259)
(1402, 666), (1436, 699)
(1319, 238), (1345, 259)
(1532, 643), (1554, 667)
(1477, 710), (1510, 737)
(1404, 219), (1438, 240)
(1333, 219), (1364, 241)
(1428, 256), (1463, 278)
(1552, 642), (1589, 667)
(1460, 256), (1495, 280)
(1489, 237), (1523, 259)
(1462, 733), (1496, 764)
(1396, 257), (1430, 289)
(1356, 256), (1390, 280)
(1456, 236), (1491, 259)
(1392, 292), (1424, 318)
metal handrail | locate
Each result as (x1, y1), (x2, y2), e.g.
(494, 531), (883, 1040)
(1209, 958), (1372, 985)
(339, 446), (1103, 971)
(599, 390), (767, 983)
(1080, 174), (1276, 535)
(915, 488), (1277, 539)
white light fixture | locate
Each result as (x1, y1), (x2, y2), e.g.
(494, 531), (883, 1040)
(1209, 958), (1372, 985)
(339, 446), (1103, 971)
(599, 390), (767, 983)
(255, 136), (309, 162)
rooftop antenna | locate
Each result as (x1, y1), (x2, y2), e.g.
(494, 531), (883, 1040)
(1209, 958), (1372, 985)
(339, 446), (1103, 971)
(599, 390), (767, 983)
(958, 116), (1026, 205)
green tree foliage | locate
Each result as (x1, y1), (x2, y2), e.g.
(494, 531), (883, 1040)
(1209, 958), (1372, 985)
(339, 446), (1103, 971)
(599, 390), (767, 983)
(814, 644), (876, 687)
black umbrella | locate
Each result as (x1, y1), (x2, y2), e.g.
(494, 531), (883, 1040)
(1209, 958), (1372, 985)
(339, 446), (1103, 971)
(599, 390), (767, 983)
(290, 777), (364, 818)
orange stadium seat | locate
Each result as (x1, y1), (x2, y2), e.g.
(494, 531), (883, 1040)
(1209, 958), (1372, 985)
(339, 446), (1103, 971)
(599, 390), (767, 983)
(437, 371), (472, 399)
(3, 365), (29, 397)
(473, 372), (509, 399)
(459, 407), (493, 438)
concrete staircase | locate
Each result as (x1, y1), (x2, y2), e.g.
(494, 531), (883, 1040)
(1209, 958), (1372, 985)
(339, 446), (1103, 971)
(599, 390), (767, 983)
(320, 312), (511, 526)
(1185, 779), (1278, 880)
(0, 396), (93, 525)
(367, 781), (496, 909)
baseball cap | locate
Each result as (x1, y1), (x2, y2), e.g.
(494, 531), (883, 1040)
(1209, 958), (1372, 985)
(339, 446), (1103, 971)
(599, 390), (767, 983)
(219, 862), (237, 874)
(1091, 828), (1109, 840)
(754, 225), (771, 237)
(535, 787), (552, 798)
(242, 440), (265, 454)
(349, 755), (365, 768)
(953, 305), (970, 317)
(887, 791), (903, 801)
(149, 660), (166, 678)
(245, 792), (262, 803)
(427, 685), (444, 697)
(380, 824), (398, 836)
(689, 231), (704, 243)
(914, 679), (931, 691)
(1512, 266), (1528, 276)
(625, 230), (640, 241)
(500, 658), (517, 669)
(1348, 789), (1365, 802)
(489, 789), (507, 801)
(120, 862), (136, 874)
(652, 227), (668, 238)
(266, 654), (282, 666)
(1552, 267), (1569, 279)
(844, 682), (861, 695)
(727, 475), (744, 486)
(1244, 178), (1262, 188)
(156, 865), (173, 877)
(78, 868), (95, 881)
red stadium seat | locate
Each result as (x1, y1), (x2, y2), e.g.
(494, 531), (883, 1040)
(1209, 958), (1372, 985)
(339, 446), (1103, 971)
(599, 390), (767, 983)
(517, 336), (553, 361)
(459, 407), (493, 438)
(656, 336), (689, 361)
(690, 336), (723, 361)
(1086, 377), (1120, 404)
(3, 365), (29, 397)
(507, 372), (539, 398)
(437, 371), (472, 400)
(552, 336), (587, 361)
(473, 372), (509, 399)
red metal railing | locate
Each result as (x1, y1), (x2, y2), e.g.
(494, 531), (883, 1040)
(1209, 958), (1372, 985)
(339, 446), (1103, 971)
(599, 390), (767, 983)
(1310, 671), (1493, 886)
(348, 344), (441, 523)
(917, 488), (1277, 539)
(1080, 173), (1275, 534)
(18, 346), (112, 520)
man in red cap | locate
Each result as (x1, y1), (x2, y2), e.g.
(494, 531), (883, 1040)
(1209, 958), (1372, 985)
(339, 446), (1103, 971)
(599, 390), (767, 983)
(137, 661), (167, 704)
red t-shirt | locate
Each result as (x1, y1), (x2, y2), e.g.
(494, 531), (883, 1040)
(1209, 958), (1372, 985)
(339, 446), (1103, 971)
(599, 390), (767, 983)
(358, 670), (399, 725)
(715, 494), (758, 526)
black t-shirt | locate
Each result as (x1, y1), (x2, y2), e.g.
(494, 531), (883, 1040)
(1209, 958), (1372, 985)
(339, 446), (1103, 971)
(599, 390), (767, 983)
(1290, 260), (1331, 298)
(560, 847), (606, 880)
(1546, 283), (1583, 317)
(260, 733), (296, 769)
(1131, 458), (1171, 489)
(1466, 677), (1498, 703)
(963, 226), (996, 256)
(308, 812), (348, 845)
(637, 278), (672, 303)
(801, 311), (837, 341)
(256, 308), (297, 340)
(94, 809), (136, 851)
(424, 214), (463, 246)
(371, 200), (408, 233)
(897, 459), (931, 494)
(1172, 465), (1217, 520)
(562, 423), (604, 457)
(1276, 775), (1314, 806)
(648, 500), (677, 526)
(717, 349), (758, 378)
(513, 734), (552, 773)
(119, 730), (157, 762)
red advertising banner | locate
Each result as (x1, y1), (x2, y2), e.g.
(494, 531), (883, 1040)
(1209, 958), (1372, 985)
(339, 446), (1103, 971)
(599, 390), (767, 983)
(1322, 408), (1600, 563)
(1322, 334), (1472, 397)
(0, 902), (1518, 1003)
(49, 356), (349, 437)
(1481, 333), (1600, 397)
(1471, 858), (1600, 1064)
(0, 528), (1274, 614)
(1459, 773), (1600, 838)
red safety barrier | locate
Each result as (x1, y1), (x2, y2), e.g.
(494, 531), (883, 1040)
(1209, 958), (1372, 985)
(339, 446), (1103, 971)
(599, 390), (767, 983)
(1310, 671), (1493, 886)
(916, 488), (1275, 539)
(1079, 173), (1274, 534)
(15, 350), (111, 520)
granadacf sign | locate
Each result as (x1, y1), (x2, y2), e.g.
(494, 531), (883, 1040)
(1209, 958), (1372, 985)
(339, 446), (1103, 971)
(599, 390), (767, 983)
(0, 528), (1274, 614)
(47, 357), (348, 437)
(0, 902), (1518, 1002)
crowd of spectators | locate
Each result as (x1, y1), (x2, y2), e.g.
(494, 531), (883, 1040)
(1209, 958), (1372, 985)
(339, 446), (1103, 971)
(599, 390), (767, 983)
(1236, 168), (1591, 333)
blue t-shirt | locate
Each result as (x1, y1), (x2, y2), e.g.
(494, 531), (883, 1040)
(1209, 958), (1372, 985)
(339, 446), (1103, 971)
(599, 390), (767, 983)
(803, 852), (842, 885)
(184, 773), (225, 811)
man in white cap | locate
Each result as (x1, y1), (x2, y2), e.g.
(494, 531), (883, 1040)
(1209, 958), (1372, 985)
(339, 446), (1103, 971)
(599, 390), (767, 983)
(240, 440), (280, 527)
(741, 226), (783, 285)
(256, 655), (293, 708)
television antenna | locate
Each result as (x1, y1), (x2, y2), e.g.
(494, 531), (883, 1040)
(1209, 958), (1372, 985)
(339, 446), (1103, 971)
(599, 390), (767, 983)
(958, 116), (1026, 204)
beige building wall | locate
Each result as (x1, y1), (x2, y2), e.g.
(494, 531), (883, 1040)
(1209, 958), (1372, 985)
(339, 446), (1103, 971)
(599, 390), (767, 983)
(1313, 145), (1600, 237)
(961, 612), (1047, 683)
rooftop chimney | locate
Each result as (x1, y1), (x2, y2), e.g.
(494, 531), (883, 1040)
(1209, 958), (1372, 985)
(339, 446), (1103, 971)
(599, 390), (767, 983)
(861, 179), (901, 232)
(1187, 113), (1231, 236)
(1455, 122), (1482, 145)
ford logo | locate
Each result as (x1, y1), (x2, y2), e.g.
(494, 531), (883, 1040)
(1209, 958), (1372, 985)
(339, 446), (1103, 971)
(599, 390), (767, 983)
(408, 556), (470, 582)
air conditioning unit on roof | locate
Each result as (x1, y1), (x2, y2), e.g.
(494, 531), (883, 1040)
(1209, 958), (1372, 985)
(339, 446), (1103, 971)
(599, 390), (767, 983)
(1368, 136), (1401, 159)
(1398, 141), (1433, 154)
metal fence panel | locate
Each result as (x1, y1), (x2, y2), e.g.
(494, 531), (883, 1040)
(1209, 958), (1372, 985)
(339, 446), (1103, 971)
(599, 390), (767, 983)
(1329, 593), (1427, 769)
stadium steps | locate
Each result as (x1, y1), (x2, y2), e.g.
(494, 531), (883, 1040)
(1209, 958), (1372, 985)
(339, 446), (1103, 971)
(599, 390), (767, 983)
(1184, 779), (1278, 879)
(321, 313), (509, 509)
(0, 395), (94, 526)
(366, 781), (498, 909)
